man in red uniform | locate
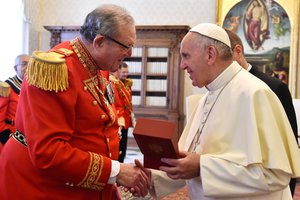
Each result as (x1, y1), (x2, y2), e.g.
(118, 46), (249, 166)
(110, 62), (135, 162)
(0, 4), (149, 200)
(0, 54), (29, 145)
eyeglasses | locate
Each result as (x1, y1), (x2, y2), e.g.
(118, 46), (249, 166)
(105, 35), (132, 49)
(16, 62), (28, 67)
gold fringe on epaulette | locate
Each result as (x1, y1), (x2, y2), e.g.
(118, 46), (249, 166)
(0, 82), (11, 97)
(126, 79), (133, 87)
(26, 56), (68, 92)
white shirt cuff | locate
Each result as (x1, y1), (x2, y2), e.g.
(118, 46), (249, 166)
(108, 160), (120, 184)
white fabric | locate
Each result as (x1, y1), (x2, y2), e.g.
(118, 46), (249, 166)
(152, 61), (300, 200)
(108, 160), (120, 184)
(292, 99), (300, 144)
(185, 94), (203, 119)
(190, 23), (231, 48)
(246, 63), (252, 71)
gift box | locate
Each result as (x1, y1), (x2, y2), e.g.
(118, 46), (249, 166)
(133, 117), (179, 170)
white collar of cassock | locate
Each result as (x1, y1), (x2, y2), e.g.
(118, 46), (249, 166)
(205, 61), (242, 92)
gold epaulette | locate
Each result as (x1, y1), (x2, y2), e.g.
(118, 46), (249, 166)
(125, 78), (133, 87)
(109, 74), (119, 83)
(0, 81), (11, 97)
(26, 48), (73, 92)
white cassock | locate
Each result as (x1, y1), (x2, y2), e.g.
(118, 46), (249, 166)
(151, 61), (300, 200)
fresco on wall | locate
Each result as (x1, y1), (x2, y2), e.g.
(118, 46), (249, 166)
(222, 0), (290, 84)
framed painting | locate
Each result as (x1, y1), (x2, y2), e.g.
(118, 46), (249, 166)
(216, 0), (300, 96)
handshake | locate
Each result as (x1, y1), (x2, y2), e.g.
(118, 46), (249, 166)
(115, 151), (200, 198)
(116, 159), (151, 198)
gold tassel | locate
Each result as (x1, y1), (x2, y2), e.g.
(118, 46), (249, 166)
(125, 78), (133, 87)
(26, 51), (69, 92)
(0, 81), (11, 97)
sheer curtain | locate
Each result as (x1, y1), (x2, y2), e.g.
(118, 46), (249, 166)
(0, 0), (27, 81)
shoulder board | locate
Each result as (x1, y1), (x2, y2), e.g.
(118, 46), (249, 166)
(52, 48), (74, 57)
(109, 74), (119, 83)
(0, 81), (11, 97)
(125, 78), (133, 87)
(26, 50), (68, 92)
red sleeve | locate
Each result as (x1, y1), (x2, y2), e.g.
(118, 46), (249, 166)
(0, 96), (9, 132)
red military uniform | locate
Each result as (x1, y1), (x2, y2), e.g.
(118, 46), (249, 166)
(0, 76), (22, 144)
(109, 74), (134, 162)
(110, 75), (133, 129)
(0, 38), (120, 200)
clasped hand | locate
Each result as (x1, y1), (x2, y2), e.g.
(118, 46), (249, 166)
(116, 151), (200, 197)
(116, 160), (151, 197)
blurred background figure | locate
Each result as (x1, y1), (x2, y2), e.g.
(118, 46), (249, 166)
(110, 62), (135, 162)
(0, 54), (29, 145)
(272, 67), (289, 85)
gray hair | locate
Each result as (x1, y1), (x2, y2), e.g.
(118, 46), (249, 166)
(14, 54), (29, 66)
(195, 34), (232, 60)
(80, 4), (135, 43)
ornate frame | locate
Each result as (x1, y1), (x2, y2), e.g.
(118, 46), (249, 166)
(216, 0), (300, 97)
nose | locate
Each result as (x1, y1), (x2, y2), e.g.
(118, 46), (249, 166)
(125, 47), (133, 57)
(180, 60), (187, 70)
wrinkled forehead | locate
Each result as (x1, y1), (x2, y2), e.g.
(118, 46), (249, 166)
(117, 23), (136, 41)
(15, 55), (30, 65)
(21, 56), (30, 62)
(181, 32), (201, 50)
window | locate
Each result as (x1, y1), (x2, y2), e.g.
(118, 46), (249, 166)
(0, 0), (27, 80)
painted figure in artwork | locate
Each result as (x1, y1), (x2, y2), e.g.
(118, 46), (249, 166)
(244, 0), (269, 50)
(227, 15), (241, 33)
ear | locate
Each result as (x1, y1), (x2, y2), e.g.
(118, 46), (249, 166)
(92, 35), (105, 49)
(207, 46), (217, 65)
(233, 44), (243, 55)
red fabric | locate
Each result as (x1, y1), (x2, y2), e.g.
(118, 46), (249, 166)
(101, 70), (110, 80)
(0, 40), (120, 200)
(110, 77), (133, 129)
(0, 88), (18, 133)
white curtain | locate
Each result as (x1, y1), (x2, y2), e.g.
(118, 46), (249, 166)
(0, 0), (27, 81)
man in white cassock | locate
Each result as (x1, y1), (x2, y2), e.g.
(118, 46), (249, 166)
(136, 23), (300, 200)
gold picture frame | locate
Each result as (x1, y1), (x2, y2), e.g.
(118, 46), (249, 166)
(216, 0), (300, 97)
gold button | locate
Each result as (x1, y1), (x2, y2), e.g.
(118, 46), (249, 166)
(101, 115), (105, 119)
(109, 153), (112, 158)
(93, 101), (97, 105)
(119, 151), (122, 155)
(106, 138), (110, 143)
(83, 86), (88, 91)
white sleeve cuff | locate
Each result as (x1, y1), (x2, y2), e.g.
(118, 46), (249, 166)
(108, 160), (120, 184)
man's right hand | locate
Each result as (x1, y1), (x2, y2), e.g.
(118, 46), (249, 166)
(116, 163), (150, 197)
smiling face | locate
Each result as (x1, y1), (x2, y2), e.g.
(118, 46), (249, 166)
(180, 33), (211, 88)
(118, 66), (129, 81)
(91, 23), (136, 72)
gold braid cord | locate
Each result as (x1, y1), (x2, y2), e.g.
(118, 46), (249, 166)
(116, 80), (133, 112)
(77, 152), (106, 190)
(26, 49), (72, 92)
(0, 81), (11, 97)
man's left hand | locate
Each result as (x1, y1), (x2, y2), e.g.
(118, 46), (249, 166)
(159, 151), (200, 180)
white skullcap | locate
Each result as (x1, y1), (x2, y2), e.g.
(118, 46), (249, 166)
(190, 23), (231, 48)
